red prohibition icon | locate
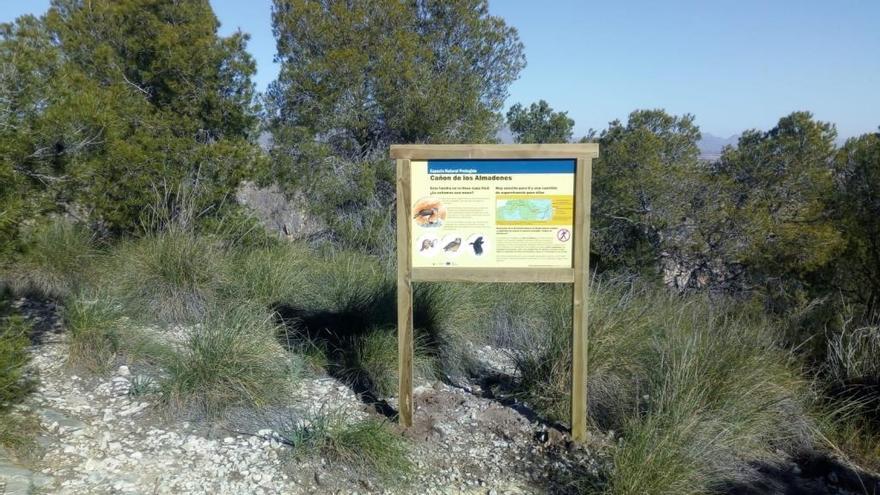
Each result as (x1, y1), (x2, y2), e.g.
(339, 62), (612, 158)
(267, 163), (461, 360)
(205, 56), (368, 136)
(557, 228), (571, 242)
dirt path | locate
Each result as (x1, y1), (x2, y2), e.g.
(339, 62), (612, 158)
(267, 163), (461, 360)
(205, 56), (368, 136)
(3, 300), (600, 494)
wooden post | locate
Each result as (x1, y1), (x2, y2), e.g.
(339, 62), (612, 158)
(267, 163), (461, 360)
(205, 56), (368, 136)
(390, 145), (598, 439)
(571, 156), (592, 443)
(396, 158), (414, 427)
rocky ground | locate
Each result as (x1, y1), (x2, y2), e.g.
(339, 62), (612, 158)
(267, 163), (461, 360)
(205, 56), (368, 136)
(0, 299), (606, 495)
(3, 298), (878, 495)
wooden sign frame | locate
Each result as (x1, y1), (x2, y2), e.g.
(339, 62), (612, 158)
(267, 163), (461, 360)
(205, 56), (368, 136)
(390, 144), (598, 442)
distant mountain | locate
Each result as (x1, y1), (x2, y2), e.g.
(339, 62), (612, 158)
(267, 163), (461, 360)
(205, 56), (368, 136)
(698, 133), (738, 160)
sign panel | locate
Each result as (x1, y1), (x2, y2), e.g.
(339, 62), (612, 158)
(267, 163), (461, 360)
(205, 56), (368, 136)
(409, 159), (575, 269)
(391, 144), (597, 443)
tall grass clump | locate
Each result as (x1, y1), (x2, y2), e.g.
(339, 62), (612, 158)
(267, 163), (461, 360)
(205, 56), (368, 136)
(225, 242), (311, 308)
(159, 304), (295, 417)
(63, 291), (129, 373)
(0, 313), (33, 408)
(822, 324), (880, 472)
(476, 280), (652, 424)
(0, 295), (40, 461)
(0, 411), (41, 463)
(64, 290), (171, 374)
(276, 408), (410, 482)
(106, 228), (229, 325)
(293, 249), (394, 318)
(826, 324), (880, 395)
(499, 278), (817, 493)
(605, 302), (812, 495)
(412, 282), (481, 378)
(195, 203), (283, 250)
(5, 218), (96, 299)
(347, 328), (436, 397)
(273, 248), (477, 388)
(484, 283), (577, 420)
(271, 250), (393, 374)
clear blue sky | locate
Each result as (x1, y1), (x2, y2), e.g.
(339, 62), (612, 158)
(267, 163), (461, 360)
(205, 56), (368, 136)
(4, 1), (879, 139)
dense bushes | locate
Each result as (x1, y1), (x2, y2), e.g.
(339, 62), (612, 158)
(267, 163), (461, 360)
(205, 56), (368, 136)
(2, 208), (877, 488)
(0, 1), (265, 236)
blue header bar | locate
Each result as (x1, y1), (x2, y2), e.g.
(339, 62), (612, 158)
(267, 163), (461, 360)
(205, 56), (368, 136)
(427, 159), (575, 175)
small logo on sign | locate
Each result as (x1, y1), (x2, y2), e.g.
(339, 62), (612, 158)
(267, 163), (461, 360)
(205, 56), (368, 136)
(557, 228), (571, 242)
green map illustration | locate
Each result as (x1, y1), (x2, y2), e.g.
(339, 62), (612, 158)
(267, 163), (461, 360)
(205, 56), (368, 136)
(496, 199), (553, 221)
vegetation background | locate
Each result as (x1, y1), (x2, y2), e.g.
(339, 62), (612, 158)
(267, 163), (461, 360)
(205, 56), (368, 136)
(1, 0), (878, 493)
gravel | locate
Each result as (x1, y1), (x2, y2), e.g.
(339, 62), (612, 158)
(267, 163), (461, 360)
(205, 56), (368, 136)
(2, 299), (605, 494)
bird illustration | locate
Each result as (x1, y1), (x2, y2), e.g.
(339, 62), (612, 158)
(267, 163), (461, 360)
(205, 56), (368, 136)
(469, 236), (485, 255)
(413, 207), (438, 221)
(443, 238), (461, 252)
(419, 238), (436, 252)
(412, 197), (446, 226)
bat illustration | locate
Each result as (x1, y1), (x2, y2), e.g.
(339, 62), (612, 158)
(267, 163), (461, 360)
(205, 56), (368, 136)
(469, 236), (484, 255)
(420, 239), (436, 252)
(443, 238), (462, 252)
(412, 197), (447, 226)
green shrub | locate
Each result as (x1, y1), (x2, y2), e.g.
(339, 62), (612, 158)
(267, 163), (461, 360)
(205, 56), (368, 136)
(6, 218), (95, 299)
(159, 304), (296, 417)
(0, 314), (32, 408)
(107, 229), (228, 325)
(348, 329), (399, 397)
(63, 292), (127, 373)
(128, 374), (159, 398)
(273, 250), (391, 343)
(277, 408), (410, 482)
